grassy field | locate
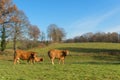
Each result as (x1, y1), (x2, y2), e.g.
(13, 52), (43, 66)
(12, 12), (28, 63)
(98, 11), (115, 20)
(0, 43), (120, 80)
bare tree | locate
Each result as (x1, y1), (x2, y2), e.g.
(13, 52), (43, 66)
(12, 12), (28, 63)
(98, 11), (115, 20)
(40, 31), (45, 42)
(28, 25), (40, 41)
(26, 25), (41, 49)
(0, 0), (17, 52)
(10, 10), (30, 58)
(47, 24), (66, 43)
(47, 24), (57, 42)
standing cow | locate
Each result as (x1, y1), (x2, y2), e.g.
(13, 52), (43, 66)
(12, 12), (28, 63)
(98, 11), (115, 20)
(14, 50), (37, 64)
(48, 49), (69, 65)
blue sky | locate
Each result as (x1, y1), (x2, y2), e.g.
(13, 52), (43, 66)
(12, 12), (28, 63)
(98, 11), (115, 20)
(13, 0), (120, 39)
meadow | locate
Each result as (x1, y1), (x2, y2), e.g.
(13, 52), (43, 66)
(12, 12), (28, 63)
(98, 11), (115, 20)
(0, 43), (120, 80)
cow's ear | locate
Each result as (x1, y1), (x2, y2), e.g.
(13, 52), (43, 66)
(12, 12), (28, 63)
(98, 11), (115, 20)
(62, 50), (67, 56)
(31, 52), (37, 58)
(63, 50), (67, 53)
(31, 53), (34, 57)
(32, 52), (37, 56)
(64, 50), (69, 55)
(62, 50), (65, 53)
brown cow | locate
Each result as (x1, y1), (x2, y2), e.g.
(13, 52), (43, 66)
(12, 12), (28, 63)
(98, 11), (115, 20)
(34, 57), (43, 62)
(48, 49), (69, 65)
(14, 50), (37, 64)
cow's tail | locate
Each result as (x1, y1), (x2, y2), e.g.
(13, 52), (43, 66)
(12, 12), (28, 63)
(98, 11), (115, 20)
(48, 51), (51, 58)
(48, 51), (50, 56)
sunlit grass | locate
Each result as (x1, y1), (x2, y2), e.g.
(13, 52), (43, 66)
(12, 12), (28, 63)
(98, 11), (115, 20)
(0, 60), (120, 80)
(0, 42), (120, 80)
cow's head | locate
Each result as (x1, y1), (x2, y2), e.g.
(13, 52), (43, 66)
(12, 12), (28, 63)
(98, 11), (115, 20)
(62, 50), (69, 56)
(31, 52), (37, 59)
(35, 57), (43, 62)
(40, 58), (43, 61)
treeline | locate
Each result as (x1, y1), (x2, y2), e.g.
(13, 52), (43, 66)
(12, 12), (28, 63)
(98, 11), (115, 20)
(65, 32), (120, 43)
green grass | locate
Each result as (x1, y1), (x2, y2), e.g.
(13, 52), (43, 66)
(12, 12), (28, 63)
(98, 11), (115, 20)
(0, 60), (120, 80)
(0, 42), (120, 80)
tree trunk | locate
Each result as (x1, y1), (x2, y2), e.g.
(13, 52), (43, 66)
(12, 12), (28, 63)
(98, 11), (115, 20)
(1, 24), (6, 52)
(13, 36), (17, 59)
(13, 25), (17, 59)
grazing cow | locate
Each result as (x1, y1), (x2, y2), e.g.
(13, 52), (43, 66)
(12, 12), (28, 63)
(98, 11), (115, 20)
(14, 50), (37, 64)
(35, 57), (43, 62)
(48, 49), (69, 65)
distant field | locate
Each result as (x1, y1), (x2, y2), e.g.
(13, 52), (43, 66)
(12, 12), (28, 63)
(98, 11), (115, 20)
(0, 43), (120, 80)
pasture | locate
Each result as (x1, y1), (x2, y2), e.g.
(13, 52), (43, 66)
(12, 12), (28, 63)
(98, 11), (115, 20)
(0, 43), (120, 80)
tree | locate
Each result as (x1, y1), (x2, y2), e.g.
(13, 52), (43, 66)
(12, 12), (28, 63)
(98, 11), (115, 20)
(28, 25), (40, 41)
(10, 10), (30, 58)
(56, 28), (66, 42)
(47, 24), (66, 42)
(111, 32), (118, 43)
(27, 25), (40, 48)
(40, 32), (45, 42)
(0, 0), (17, 52)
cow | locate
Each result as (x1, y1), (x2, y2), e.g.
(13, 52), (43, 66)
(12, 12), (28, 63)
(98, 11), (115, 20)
(14, 50), (37, 64)
(48, 49), (69, 65)
(34, 57), (43, 62)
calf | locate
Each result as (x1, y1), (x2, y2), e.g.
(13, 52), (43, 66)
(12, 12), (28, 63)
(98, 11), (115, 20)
(35, 57), (43, 62)
(48, 49), (69, 65)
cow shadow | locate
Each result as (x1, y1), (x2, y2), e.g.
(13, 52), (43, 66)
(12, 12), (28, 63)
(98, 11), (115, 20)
(71, 61), (120, 65)
(17, 78), (25, 80)
(57, 47), (120, 62)
(57, 47), (120, 54)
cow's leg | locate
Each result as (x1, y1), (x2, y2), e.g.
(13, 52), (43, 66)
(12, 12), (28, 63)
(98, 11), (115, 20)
(27, 58), (33, 64)
(14, 59), (17, 64)
(51, 58), (54, 65)
(17, 58), (20, 64)
(59, 59), (61, 64)
(62, 59), (64, 64)
(32, 59), (35, 64)
(27, 59), (30, 64)
(14, 58), (20, 64)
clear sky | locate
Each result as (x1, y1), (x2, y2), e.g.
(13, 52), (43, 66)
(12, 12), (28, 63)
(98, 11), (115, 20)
(13, 0), (120, 39)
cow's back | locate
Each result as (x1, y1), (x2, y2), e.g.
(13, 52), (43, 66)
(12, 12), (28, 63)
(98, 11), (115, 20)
(48, 49), (62, 59)
(15, 50), (31, 60)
